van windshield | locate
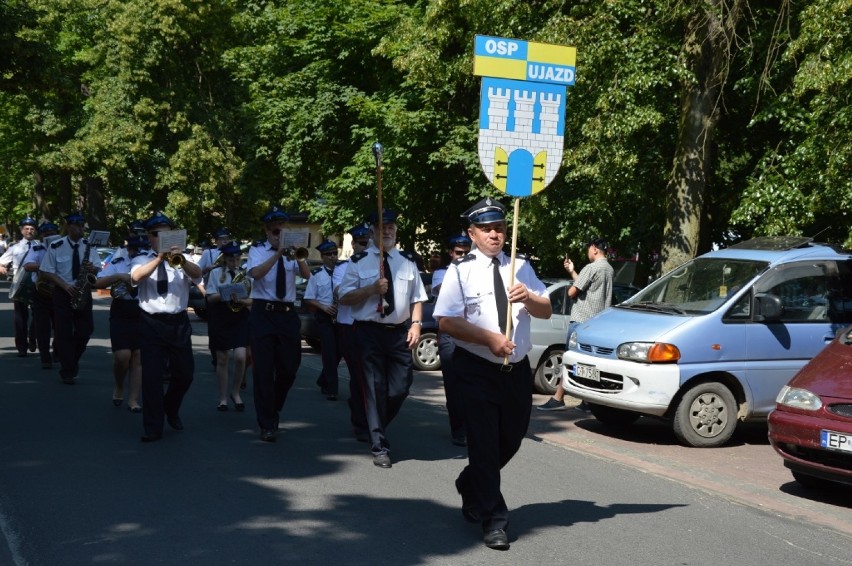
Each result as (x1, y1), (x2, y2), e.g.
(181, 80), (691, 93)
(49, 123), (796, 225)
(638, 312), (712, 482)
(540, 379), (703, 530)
(619, 258), (768, 315)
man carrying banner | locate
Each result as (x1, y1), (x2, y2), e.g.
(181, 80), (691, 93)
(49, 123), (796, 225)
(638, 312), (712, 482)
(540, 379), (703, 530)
(433, 197), (550, 550)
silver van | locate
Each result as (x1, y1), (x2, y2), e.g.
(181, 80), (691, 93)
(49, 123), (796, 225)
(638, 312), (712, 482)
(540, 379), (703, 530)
(561, 237), (852, 447)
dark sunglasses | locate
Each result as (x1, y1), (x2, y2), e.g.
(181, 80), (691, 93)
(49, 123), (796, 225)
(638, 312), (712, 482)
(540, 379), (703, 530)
(321, 251), (337, 257)
(147, 231), (160, 237)
(355, 240), (368, 246)
(451, 249), (468, 256)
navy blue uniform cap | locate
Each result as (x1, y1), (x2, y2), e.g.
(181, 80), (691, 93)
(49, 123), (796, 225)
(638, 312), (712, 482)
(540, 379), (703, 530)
(316, 239), (338, 253)
(64, 212), (86, 225)
(19, 217), (38, 228)
(142, 212), (174, 230)
(348, 223), (370, 238)
(367, 208), (398, 226)
(38, 221), (59, 234)
(262, 205), (289, 224)
(461, 198), (506, 225)
(447, 232), (472, 247)
(220, 242), (241, 256)
(214, 227), (231, 238)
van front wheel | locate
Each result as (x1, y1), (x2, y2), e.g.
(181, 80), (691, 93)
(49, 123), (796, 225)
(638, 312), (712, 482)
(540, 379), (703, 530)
(673, 382), (737, 447)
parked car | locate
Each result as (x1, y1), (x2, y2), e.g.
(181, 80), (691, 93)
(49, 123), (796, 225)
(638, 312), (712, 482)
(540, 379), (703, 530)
(528, 279), (640, 395)
(412, 298), (440, 370)
(768, 325), (852, 489)
(561, 236), (852, 447)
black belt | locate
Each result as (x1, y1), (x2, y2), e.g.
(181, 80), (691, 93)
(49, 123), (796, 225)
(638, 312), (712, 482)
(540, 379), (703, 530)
(143, 310), (188, 323)
(255, 299), (295, 312)
(357, 320), (408, 330)
(455, 346), (521, 373)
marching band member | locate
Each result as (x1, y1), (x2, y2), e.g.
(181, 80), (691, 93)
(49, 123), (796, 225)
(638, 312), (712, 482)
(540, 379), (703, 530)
(199, 227), (232, 282)
(205, 241), (250, 412)
(95, 234), (148, 412)
(39, 212), (101, 384)
(246, 206), (311, 442)
(304, 239), (342, 400)
(111, 221), (146, 263)
(335, 224), (371, 440)
(27, 221), (60, 369)
(433, 232), (473, 447)
(338, 209), (428, 469)
(0, 216), (39, 357)
(131, 212), (203, 442)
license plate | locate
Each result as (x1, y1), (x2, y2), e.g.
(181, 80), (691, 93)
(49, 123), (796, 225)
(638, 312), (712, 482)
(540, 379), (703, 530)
(574, 363), (600, 382)
(821, 430), (852, 453)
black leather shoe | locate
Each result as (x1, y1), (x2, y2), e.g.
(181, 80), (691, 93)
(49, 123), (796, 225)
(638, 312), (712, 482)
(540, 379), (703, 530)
(217, 403), (228, 412)
(483, 529), (510, 551)
(166, 415), (184, 431)
(451, 435), (467, 447)
(140, 433), (163, 443)
(229, 394), (245, 412)
(373, 453), (392, 468)
(260, 429), (277, 442)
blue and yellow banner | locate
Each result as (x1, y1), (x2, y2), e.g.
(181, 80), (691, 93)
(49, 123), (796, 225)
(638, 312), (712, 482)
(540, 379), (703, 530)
(473, 35), (576, 86)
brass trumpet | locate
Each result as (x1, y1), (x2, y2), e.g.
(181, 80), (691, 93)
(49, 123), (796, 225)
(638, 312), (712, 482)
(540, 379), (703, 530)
(167, 253), (186, 268)
(286, 247), (309, 260)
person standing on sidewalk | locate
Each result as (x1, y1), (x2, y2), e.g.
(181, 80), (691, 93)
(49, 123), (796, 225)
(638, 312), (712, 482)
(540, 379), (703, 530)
(0, 216), (39, 357)
(538, 236), (613, 411)
(433, 197), (551, 551)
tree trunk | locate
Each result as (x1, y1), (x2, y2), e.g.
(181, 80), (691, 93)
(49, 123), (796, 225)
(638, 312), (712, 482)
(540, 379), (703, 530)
(56, 170), (73, 218)
(85, 177), (107, 230)
(660, 0), (743, 273)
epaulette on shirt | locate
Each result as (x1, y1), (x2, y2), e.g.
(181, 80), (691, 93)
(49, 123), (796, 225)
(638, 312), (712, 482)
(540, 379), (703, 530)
(452, 253), (476, 265)
(399, 250), (417, 263)
(50, 240), (64, 249)
(33, 244), (45, 252)
(252, 240), (266, 248)
(350, 251), (368, 263)
(310, 266), (323, 275)
(110, 257), (126, 265)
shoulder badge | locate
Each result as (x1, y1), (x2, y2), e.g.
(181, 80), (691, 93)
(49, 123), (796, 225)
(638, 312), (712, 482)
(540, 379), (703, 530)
(33, 244), (45, 252)
(252, 240), (265, 248)
(350, 251), (368, 263)
(453, 253), (476, 265)
(310, 266), (322, 275)
(110, 257), (126, 265)
(399, 250), (416, 262)
(50, 240), (64, 249)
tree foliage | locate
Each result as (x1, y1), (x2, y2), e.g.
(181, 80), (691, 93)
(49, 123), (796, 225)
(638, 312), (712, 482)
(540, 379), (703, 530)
(0, 0), (849, 265)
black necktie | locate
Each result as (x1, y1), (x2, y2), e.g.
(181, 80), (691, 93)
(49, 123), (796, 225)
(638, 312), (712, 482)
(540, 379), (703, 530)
(382, 252), (395, 317)
(71, 243), (80, 280)
(276, 256), (286, 300)
(157, 262), (168, 296)
(492, 257), (508, 334)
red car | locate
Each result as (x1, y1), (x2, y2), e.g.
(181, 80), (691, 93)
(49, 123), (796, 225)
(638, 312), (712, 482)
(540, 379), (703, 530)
(768, 325), (852, 489)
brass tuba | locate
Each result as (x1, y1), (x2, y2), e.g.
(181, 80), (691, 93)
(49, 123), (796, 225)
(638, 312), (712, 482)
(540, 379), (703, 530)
(228, 270), (252, 312)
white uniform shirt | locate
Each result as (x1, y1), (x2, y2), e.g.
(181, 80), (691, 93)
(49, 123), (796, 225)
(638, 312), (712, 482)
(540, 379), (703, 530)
(21, 240), (46, 284)
(431, 266), (448, 297)
(304, 265), (335, 306)
(98, 255), (137, 301)
(206, 266), (245, 296)
(198, 247), (222, 273)
(40, 236), (101, 285)
(129, 250), (200, 314)
(333, 260), (353, 325)
(0, 238), (38, 277)
(246, 241), (300, 303)
(338, 245), (428, 325)
(433, 249), (547, 364)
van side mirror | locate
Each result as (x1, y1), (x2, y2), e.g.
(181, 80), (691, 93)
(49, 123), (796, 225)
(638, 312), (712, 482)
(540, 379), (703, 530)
(754, 293), (783, 322)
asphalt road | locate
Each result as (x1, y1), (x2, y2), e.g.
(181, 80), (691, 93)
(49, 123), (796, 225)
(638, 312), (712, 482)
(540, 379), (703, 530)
(1, 283), (851, 566)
